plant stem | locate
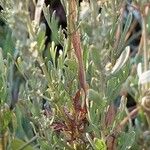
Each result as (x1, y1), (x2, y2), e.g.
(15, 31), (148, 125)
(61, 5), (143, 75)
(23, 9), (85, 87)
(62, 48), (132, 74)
(66, 0), (72, 58)
(143, 16), (148, 72)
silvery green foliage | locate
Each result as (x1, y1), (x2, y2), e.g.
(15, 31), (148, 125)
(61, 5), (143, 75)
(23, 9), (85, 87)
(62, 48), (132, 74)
(0, 0), (150, 149)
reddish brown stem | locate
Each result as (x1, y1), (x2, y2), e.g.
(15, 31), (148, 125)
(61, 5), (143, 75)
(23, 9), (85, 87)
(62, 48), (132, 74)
(69, 0), (87, 109)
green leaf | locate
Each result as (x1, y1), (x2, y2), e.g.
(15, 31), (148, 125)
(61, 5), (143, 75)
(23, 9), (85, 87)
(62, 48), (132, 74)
(37, 23), (46, 52)
(11, 138), (34, 150)
(43, 4), (60, 45)
(38, 139), (52, 150)
(122, 13), (133, 39)
(115, 12), (133, 58)
(88, 89), (105, 107)
(94, 138), (107, 150)
(90, 47), (101, 70)
(83, 44), (89, 70)
(0, 105), (11, 134)
(15, 106), (28, 139)
(0, 48), (5, 75)
(118, 131), (136, 150)
(106, 61), (130, 102)
(111, 46), (130, 74)
(49, 41), (57, 68)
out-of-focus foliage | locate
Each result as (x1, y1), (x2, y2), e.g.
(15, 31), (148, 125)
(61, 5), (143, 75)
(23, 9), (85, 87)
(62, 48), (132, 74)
(0, 0), (150, 149)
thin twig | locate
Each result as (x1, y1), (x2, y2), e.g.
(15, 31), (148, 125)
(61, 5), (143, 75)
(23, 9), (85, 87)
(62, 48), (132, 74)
(118, 106), (139, 132)
(34, 0), (44, 24)
(68, 0), (87, 109)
